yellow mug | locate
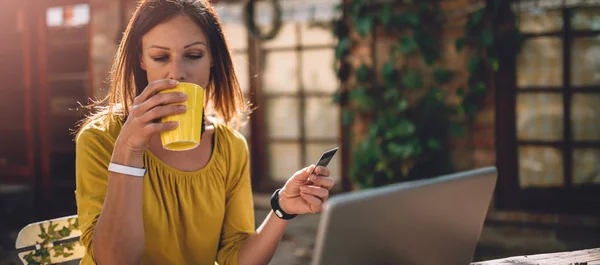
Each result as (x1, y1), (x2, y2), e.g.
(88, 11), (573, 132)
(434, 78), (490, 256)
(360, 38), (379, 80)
(159, 82), (205, 151)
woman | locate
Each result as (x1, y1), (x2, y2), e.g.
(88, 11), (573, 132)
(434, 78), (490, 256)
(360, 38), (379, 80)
(74, 0), (335, 264)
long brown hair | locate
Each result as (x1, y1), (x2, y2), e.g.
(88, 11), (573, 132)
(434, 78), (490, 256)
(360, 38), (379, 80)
(76, 0), (249, 136)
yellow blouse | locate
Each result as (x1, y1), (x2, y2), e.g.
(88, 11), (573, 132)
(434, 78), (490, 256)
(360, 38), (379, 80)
(75, 116), (255, 265)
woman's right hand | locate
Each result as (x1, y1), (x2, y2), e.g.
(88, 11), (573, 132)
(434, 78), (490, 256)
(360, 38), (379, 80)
(115, 79), (187, 155)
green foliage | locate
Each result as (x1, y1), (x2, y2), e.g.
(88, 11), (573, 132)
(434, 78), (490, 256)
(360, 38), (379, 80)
(332, 0), (517, 188)
(24, 218), (80, 265)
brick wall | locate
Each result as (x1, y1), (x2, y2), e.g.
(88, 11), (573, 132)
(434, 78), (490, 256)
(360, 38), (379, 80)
(344, 0), (600, 260)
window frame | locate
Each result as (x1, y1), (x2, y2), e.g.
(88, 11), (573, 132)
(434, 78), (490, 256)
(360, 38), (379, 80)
(495, 6), (600, 214)
(247, 23), (343, 192)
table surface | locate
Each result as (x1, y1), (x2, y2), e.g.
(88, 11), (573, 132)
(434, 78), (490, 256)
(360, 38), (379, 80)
(472, 248), (600, 265)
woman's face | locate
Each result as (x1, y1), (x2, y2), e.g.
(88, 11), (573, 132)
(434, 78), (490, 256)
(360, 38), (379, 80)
(140, 14), (212, 88)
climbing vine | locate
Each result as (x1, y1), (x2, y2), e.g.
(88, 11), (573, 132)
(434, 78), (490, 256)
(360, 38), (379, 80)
(332, 0), (519, 188)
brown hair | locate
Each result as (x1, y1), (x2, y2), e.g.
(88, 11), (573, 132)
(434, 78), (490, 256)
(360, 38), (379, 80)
(76, 0), (249, 136)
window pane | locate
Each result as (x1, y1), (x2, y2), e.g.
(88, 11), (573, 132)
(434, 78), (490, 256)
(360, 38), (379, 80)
(573, 148), (600, 185)
(300, 23), (335, 46)
(516, 93), (564, 141)
(269, 142), (300, 182)
(302, 49), (338, 93)
(262, 23), (297, 49)
(572, 8), (600, 31)
(221, 23), (247, 50)
(517, 37), (563, 87)
(572, 94), (600, 141)
(304, 97), (340, 139)
(263, 51), (299, 94)
(232, 53), (250, 94)
(571, 37), (600, 86)
(265, 97), (300, 138)
(518, 9), (563, 33)
(46, 4), (90, 28)
(306, 144), (341, 183)
(519, 146), (564, 188)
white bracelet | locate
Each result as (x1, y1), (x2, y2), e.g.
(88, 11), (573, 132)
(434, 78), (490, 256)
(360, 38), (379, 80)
(108, 162), (146, 177)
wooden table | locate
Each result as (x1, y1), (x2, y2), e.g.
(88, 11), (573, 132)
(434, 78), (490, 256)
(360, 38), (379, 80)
(472, 248), (600, 265)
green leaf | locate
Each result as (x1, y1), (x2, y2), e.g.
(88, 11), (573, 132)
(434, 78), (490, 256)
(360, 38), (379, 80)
(335, 37), (350, 59)
(401, 70), (423, 89)
(59, 226), (71, 237)
(388, 140), (419, 159)
(466, 104), (478, 116)
(356, 64), (369, 82)
(384, 88), (397, 101)
(489, 56), (500, 71)
(407, 13), (419, 26)
(385, 119), (416, 139)
(450, 123), (465, 137)
(383, 61), (395, 83)
(342, 109), (354, 126)
(456, 105), (465, 116)
(399, 36), (418, 55)
(375, 160), (387, 171)
(469, 9), (485, 28)
(397, 98), (409, 112)
(334, 3), (343, 12)
(331, 90), (341, 104)
(427, 138), (442, 149)
(380, 3), (393, 26)
(455, 37), (466, 51)
(393, 12), (419, 27)
(433, 68), (452, 84)
(480, 29), (494, 46)
(356, 16), (373, 37)
(473, 82), (486, 94)
(456, 87), (465, 97)
(468, 56), (481, 73)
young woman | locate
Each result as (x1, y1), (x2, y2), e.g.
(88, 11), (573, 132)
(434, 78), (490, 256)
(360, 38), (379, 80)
(74, 0), (335, 264)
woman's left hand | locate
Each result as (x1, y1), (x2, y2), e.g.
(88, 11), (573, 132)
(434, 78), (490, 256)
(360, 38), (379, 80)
(278, 165), (335, 215)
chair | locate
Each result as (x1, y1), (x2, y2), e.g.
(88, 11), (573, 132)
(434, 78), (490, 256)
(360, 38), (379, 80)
(15, 215), (84, 265)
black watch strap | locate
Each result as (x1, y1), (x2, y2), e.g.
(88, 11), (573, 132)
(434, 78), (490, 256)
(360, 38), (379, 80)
(271, 188), (297, 220)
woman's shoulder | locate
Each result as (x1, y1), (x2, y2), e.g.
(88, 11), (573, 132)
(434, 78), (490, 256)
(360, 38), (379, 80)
(76, 113), (124, 145)
(215, 123), (249, 152)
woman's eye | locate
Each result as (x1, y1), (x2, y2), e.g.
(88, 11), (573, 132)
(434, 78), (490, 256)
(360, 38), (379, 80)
(152, 56), (169, 62)
(187, 54), (203, 60)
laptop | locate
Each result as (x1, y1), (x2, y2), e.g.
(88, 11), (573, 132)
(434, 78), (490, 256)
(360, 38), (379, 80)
(311, 167), (498, 265)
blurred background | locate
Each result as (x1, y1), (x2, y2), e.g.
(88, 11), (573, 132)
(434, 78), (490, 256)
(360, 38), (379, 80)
(0, 0), (599, 264)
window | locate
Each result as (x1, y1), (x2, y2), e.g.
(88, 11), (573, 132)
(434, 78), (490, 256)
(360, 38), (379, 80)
(496, 1), (600, 213)
(217, 1), (342, 192)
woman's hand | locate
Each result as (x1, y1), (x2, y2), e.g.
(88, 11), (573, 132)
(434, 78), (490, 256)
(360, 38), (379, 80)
(278, 165), (335, 215)
(114, 79), (187, 155)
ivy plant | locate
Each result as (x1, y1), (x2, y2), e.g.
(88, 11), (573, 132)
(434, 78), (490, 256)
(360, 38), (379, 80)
(332, 0), (519, 188)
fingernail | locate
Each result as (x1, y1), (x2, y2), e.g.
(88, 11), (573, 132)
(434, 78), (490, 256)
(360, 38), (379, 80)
(180, 93), (188, 98)
(178, 105), (187, 110)
(170, 80), (179, 85)
(300, 186), (306, 191)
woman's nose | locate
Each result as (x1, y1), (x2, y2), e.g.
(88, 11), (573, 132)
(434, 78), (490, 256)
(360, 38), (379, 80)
(168, 59), (186, 81)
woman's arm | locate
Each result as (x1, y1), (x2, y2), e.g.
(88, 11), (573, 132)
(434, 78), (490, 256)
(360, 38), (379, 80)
(237, 210), (289, 265)
(92, 148), (145, 265)
(77, 80), (186, 265)
(236, 166), (334, 265)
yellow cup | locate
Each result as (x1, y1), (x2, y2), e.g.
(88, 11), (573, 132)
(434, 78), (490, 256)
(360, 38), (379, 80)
(159, 82), (205, 151)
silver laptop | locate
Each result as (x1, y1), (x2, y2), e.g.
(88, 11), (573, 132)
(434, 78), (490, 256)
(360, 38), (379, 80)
(311, 167), (498, 265)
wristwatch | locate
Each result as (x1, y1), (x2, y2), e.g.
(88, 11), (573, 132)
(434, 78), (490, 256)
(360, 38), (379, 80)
(270, 188), (297, 220)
